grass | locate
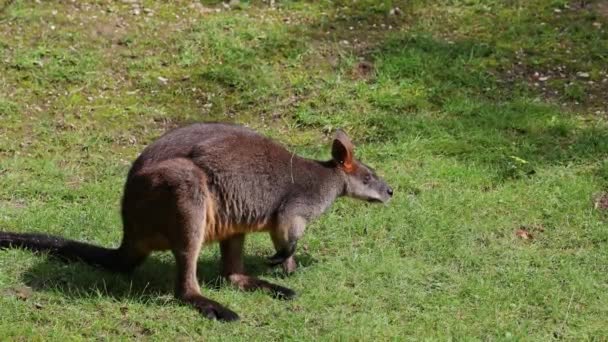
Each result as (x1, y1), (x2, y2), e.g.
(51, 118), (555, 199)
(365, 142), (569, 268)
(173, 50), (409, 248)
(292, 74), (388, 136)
(1, 0), (607, 339)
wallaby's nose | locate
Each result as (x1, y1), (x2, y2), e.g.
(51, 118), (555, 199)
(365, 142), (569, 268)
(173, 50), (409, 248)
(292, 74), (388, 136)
(387, 187), (393, 197)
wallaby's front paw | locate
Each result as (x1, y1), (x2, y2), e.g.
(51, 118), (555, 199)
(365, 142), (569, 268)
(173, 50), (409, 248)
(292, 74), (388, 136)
(281, 256), (297, 274)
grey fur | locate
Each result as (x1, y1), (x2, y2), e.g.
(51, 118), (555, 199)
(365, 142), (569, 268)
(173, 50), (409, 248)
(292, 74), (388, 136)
(127, 123), (392, 257)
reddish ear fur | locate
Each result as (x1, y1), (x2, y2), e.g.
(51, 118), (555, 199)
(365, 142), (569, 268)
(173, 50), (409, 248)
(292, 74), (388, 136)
(332, 130), (356, 173)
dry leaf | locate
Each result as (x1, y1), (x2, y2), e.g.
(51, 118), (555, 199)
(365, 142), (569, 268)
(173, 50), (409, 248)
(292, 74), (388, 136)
(515, 228), (533, 240)
(594, 192), (608, 211)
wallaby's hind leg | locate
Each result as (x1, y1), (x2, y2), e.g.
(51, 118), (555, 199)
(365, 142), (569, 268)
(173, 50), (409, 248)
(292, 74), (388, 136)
(221, 235), (296, 300)
(172, 233), (239, 321)
(130, 158), (239, 321)
(170, 195), (238, 321)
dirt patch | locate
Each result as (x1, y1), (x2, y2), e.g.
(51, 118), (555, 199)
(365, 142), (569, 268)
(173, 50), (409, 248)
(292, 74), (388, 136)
(350, 60), (375, 80)
(496, 53), (608, 113)
(484, 2), (608, 112)
(596, 1), (608, 18)
(0, 198), (27, 210)
(3, 286), (33, 301)
(92, 19), (128, 44)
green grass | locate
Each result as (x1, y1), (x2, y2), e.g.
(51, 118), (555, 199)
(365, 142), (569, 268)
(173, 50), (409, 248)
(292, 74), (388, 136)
(1, 0), (608, 339)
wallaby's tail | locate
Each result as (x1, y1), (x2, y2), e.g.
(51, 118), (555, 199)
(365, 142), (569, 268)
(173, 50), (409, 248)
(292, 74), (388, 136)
(0, 231), (134, 273)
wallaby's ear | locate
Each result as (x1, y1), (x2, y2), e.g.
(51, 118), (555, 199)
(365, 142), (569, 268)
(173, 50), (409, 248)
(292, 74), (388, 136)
(332, 129), (356, 172)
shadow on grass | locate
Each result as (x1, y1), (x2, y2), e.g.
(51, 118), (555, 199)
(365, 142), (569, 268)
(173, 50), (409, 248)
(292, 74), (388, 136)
(367, 35), (607, 167)
(304, 9), (608, 173)
(20, 251), (317, 303)
(147, 1), (607, 178)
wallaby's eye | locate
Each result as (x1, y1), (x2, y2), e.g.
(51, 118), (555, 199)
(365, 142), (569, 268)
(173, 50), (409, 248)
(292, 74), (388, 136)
(363, 174), (371, 185)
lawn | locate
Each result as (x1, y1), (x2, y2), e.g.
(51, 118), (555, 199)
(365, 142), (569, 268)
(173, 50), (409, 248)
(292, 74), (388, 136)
(1, 0), (607, 339)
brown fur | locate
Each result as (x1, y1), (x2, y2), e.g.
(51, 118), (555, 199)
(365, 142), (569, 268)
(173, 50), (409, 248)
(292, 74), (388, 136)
(0, 123), (392, 322)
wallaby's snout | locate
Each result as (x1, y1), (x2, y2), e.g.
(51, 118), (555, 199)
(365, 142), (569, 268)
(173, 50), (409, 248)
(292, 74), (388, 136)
(347, 162), (393, 204)
(332, 130), (393, 204)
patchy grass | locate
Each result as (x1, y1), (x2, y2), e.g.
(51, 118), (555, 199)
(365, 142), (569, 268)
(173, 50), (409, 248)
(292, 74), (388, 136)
(1, 0), (607, 339)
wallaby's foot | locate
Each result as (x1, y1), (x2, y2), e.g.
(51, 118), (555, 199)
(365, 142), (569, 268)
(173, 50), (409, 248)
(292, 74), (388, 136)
(281, 256), (297, 275)
(221, 236), (296, 299)
(267, 255), (296, 275)
(181, 294), (240, 322)
(227, 274), (296, 300)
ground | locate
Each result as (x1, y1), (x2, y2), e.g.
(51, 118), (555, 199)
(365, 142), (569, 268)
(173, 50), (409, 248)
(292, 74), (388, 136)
(0, 0), (607, 340)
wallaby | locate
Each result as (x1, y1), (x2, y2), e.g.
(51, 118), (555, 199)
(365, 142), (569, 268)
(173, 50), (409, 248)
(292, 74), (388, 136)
(0, 123), (392, 321)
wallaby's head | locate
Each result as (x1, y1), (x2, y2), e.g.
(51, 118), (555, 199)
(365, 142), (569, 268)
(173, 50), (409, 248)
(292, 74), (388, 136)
(332, 130), (393, 203)
(267, 130), (392, 272)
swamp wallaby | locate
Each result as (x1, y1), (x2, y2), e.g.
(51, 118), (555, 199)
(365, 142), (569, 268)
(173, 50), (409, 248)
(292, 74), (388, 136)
(0, 123), (392, 321)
